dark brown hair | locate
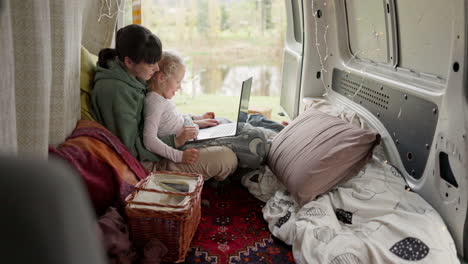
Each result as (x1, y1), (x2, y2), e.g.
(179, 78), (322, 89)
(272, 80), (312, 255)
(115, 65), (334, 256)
(97, 24), (162, 68)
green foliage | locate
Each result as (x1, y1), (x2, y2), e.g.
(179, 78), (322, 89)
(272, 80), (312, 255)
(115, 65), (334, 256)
(196, 0), (209, 35)
(220, 5), (230, 31)
(138, 0), (285, 44)
(122, 0), (132, 26)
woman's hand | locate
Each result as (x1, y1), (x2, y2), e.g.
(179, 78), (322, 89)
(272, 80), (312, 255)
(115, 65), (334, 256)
(175, 126), (198, 147)
(202, 112), (215, 119)
(181, 148), (199, 164)
(194, 119), (219, 128)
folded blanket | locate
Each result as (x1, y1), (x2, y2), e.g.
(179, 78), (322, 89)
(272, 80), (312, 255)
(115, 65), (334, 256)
(247, 113), (285, 133)
(49, 120), (148, 215)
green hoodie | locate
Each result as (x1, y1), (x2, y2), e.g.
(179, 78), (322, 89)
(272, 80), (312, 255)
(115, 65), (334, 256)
(91, 59), (176, 162)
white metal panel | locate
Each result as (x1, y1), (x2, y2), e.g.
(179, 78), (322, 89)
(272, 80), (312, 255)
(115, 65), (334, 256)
(280, 0), (303, 119)
(281, 50), (302, 118)
(395, 0), (454, 79)
(331, 0), (467, 257)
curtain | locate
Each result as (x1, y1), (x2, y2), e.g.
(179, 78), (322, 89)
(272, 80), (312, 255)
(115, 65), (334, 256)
(0, 0), (120, 158)
(0, 0), (17, 155)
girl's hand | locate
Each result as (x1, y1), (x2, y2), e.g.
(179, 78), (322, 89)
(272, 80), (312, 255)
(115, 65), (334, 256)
(194, 119), (219, 128)
(202, 112), (215, 119)
(175, 126), (198, 147)
(181, 148), (199, 164)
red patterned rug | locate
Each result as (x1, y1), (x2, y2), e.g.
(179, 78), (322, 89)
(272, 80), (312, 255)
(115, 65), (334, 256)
(181, 181), (295, 264)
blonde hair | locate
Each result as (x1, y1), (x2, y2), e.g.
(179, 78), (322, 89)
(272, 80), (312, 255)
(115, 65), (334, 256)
(155, 51), (185, 82)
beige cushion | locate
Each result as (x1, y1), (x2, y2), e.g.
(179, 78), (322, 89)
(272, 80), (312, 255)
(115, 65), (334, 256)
(80, 46), (98, 121)
(267, 108), (380, 206)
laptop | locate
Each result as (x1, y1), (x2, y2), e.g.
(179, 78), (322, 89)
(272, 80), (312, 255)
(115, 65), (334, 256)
(193, 77), (252, 142)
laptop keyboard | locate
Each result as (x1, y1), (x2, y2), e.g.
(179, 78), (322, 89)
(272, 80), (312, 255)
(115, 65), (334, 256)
(206, 123), (236, 137)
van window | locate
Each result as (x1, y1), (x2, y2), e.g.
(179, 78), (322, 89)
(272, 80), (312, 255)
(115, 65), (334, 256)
(345, 0), (453, 80)
(121, 0), (288, 123)
(345, 0), (394, 65)
(395, 0), (453, 79)
(291, 0), (302, 43)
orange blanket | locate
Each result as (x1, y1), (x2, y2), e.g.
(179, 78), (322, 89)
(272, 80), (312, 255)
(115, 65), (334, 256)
(50, 120), (148, 215)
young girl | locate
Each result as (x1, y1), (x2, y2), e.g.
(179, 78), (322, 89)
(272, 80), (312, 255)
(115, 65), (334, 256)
(143, 51), (220, 163)
(92, 24), (237, 181)
(143, 51), (270, 170)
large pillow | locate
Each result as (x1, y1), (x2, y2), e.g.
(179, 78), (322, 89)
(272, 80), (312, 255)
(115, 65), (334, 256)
(80, 45), (98, 121)
(267, 108), (380, 206)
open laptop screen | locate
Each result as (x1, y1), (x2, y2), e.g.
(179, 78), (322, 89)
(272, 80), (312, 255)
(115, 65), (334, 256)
(237, 76), (252, 125)
(194, 77), (252, 142)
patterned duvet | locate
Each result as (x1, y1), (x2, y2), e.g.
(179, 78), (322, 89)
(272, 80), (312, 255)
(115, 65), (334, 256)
(258, 158), (459, 263)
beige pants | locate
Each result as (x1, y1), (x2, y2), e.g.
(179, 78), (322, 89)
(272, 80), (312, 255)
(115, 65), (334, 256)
(142, 146), (238, 181)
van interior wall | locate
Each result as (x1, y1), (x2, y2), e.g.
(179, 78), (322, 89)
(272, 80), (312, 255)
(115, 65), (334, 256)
(299, 0), (334, 108)
(0, 0), (119, 157)
(300, 0), (468, 258)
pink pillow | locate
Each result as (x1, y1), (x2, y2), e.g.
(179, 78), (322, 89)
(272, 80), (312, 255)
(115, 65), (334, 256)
(268, 108), (380, 206)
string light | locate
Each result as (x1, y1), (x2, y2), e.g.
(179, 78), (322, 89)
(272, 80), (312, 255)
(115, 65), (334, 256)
(311, 0), (329, 91)
(98, 0), (124, 22)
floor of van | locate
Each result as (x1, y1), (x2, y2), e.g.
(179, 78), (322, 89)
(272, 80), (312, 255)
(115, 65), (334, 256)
(182, 178), (295, 264)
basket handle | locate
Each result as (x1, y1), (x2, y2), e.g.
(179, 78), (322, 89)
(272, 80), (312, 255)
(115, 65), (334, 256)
(137, 170), (203, 196)
(153, 170), (204, 184)
(134, 186), (196, 196)
(125, 183), (197, 209)
(125, 171), (204, 208)
(126, 199), (193, 209)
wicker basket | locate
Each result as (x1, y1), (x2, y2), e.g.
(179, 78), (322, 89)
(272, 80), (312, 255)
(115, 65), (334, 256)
(125, 171), (203, 263)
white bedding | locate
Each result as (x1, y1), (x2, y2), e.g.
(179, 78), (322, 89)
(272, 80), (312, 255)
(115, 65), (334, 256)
(261, 158), (460, 264)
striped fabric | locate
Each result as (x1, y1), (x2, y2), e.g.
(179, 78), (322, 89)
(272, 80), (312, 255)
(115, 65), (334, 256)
(132, 0), (141, 24)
